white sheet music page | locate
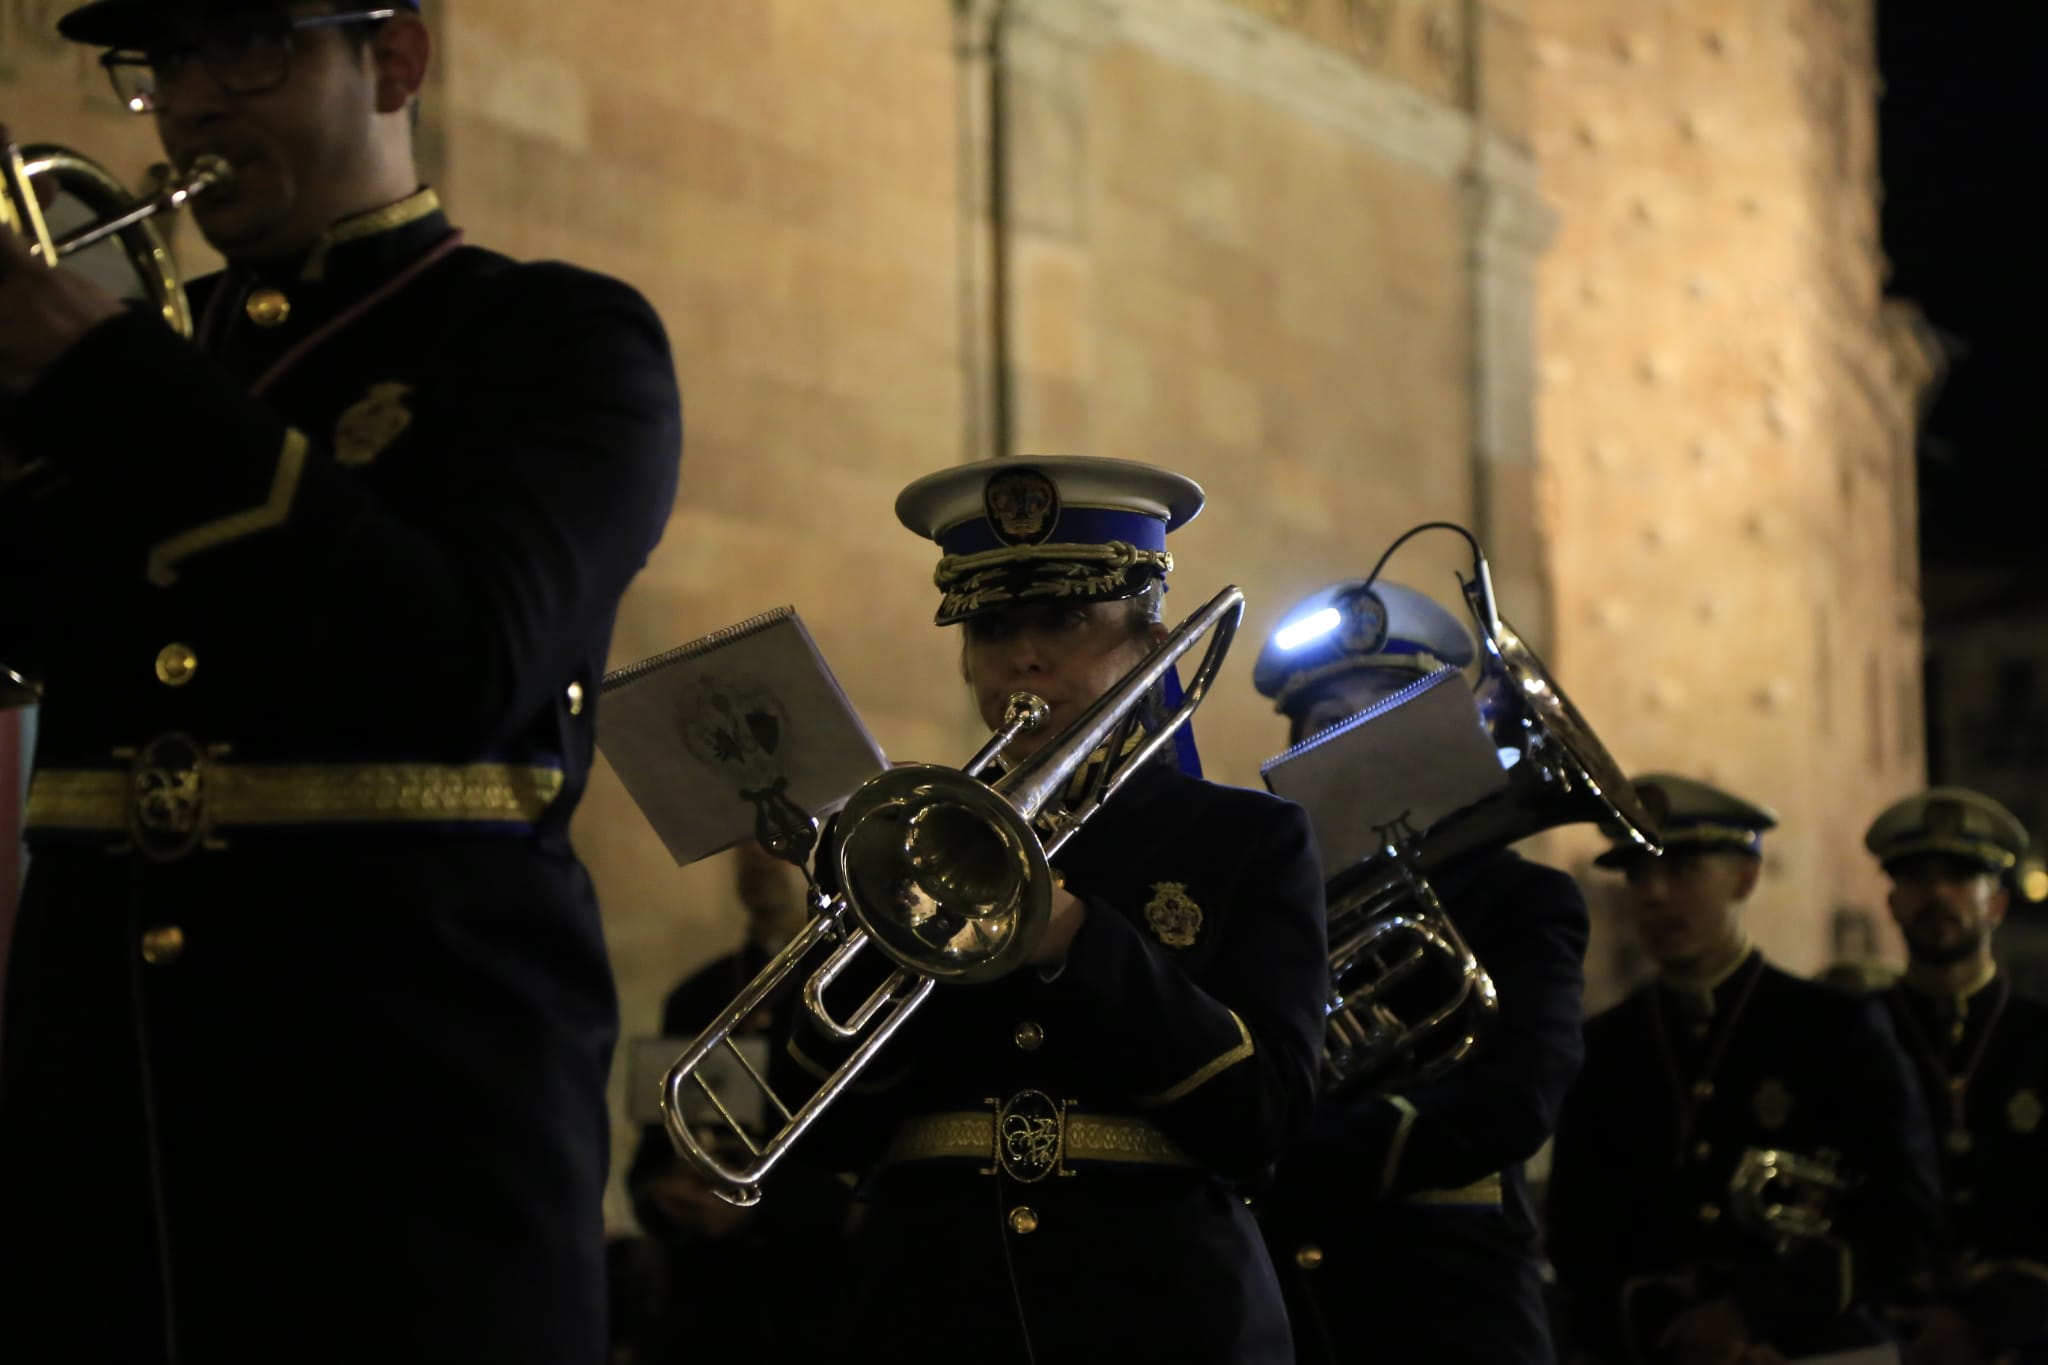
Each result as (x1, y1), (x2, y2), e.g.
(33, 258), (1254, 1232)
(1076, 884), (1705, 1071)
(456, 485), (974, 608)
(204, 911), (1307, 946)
(598, 607), (887, 867)
(1259, 666), (1509, 871)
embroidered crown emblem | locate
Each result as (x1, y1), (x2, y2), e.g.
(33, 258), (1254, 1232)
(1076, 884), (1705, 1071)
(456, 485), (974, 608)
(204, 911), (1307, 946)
(1144, 882), (1202, 948)
(334, 382), (415, 468)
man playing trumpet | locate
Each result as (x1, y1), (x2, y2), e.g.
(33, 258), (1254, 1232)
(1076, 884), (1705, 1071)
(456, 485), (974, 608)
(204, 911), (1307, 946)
(0, 2), (681, 1360)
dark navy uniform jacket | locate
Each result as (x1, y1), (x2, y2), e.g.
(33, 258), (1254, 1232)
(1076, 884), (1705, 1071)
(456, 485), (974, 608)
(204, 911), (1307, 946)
(1263, 848), (1590, 1365)
(0, 192), (681, 1364)
(1884, 975), (2048, 1360)
(1548, 951), (1943, 1363)
(791, 758), (1329, 1365)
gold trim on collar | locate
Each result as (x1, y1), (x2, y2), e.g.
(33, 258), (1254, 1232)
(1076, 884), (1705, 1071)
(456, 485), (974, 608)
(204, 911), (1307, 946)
(299, 187), (443, 282)
(1136, 1010), (1254, 1106)
(147, 428), (308, 587)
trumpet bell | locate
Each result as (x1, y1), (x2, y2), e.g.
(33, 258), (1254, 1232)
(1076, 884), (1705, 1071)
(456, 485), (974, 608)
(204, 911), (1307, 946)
(833, 764), (1055, 984)
(3, 143), (221, 339)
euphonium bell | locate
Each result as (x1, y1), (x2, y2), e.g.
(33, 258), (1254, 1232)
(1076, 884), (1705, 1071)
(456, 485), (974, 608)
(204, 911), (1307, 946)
(654, 584), (1245, 1206)
(1277, 525), (1659, 1094)
(2, 140), (229, 339)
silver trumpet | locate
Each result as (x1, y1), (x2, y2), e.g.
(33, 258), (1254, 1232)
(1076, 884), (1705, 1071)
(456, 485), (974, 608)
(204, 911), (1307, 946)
(660, 584), (1245, 1206)
(1319, 527), (1659, 1093)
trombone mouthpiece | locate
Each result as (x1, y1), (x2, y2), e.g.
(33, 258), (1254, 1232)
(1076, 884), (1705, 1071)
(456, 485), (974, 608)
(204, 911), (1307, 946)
(1003, 693), (1051, 733)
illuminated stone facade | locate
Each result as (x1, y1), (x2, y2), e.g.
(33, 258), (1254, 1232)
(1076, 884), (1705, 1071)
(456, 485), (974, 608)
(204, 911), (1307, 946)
(1526, 0), (1933, 1002)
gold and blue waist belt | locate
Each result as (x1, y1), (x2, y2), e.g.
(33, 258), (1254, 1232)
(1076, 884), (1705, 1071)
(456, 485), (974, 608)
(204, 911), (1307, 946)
(24, 735), (565, 861)
(882, 1092), (1199, 1182)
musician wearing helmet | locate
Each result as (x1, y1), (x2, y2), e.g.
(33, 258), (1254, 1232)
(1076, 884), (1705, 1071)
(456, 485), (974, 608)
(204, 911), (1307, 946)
(789, 456), (1330, 1365)
(1866, 789), (2048, 1364)
(1547, 777), (1941, 1364)
(1251, 579), (1592, 1365)
(0, 2), (680, 1360)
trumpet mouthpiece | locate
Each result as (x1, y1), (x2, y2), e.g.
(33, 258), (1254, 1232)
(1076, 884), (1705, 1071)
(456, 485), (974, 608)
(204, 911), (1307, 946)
(157, 154), (233, 207)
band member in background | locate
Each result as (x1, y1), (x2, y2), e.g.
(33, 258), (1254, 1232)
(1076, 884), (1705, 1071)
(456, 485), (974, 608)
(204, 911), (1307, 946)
(1251, 579), (1591, 1365)
(1867, 789), (2048, 1365)
(1548, 776), (1941, 1364)
(622, 843), (850, 1365)
(0, 3), (681, 1360)
(791, 456), (1329, 1364)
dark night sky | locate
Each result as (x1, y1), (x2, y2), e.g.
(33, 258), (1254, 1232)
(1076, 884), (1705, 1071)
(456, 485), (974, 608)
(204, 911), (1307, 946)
(1877, 3), (2048, 569)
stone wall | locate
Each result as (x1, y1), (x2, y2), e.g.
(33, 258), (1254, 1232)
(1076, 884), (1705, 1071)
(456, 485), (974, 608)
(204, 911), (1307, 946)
(1527, 0), (1933, 1003)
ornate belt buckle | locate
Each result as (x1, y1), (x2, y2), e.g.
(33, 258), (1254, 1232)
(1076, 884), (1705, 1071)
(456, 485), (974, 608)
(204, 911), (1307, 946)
(116, 733), (228, 861)
(985, 1089), (1071, 1183)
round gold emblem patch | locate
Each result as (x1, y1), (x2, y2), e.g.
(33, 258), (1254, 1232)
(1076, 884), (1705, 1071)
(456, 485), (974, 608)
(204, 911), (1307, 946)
(1144, 882), (1203, 948)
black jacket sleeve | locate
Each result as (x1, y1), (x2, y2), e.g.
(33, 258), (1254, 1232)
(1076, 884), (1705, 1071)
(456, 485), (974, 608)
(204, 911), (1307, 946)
(1051, 795), (1329, 1178)
(12, 263), (682, 758)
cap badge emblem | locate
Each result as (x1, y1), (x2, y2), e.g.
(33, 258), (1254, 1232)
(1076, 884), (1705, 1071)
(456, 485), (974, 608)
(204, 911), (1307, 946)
(1337, 586), (1390, 655)
(985, 467), (1059, 546)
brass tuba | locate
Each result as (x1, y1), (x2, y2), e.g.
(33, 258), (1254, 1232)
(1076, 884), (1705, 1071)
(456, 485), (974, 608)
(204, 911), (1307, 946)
(1314, 525), (1658, 1093)
(657, 584), (1244, 1206)
(3, 140), (230, 339)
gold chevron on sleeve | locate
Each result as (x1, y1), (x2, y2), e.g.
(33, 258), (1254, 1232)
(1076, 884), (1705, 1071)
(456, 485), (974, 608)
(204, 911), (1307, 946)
(1136, 1010), (1255, 1106)
(148, 428), (310, 586)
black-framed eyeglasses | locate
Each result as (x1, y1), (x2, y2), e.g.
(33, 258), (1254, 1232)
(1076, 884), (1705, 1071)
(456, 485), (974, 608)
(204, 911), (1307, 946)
(100, 8), (398, 113)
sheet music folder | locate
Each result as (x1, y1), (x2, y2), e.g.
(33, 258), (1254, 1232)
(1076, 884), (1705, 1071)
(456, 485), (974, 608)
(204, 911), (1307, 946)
(1259, 666), (1510, 872)
(598, 607), (886, 867)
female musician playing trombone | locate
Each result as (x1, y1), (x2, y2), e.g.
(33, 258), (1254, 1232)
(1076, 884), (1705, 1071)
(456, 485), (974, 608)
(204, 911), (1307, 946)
(788, 457), (1330, 1365)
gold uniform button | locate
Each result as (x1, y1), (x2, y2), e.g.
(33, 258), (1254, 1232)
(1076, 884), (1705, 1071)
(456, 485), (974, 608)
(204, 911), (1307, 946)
(1007, 1206), (1039, 1236)
(140, 925), (185, 965)
(1295, 1245), (1324, 1271)
(1698, 1202), (1721, 1224)
(1013, 1021), (1045, 1052)
(1955, 1189), (1975, 1206)
(1693, 1140), (1712, 1160)
(245, 286), (291, 327)
(154, 643), (198, 687)
(566, 681), (585, 716)
(1691, 1081), (1715, 1100)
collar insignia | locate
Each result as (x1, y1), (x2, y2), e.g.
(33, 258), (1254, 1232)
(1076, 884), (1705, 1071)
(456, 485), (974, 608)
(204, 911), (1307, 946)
(1144, 881), (1202, 948)
(334, 383), (415, 468)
